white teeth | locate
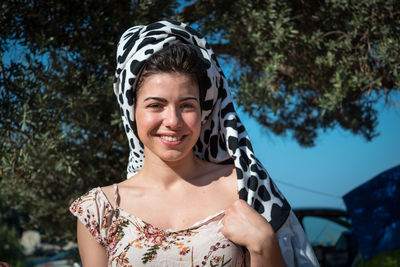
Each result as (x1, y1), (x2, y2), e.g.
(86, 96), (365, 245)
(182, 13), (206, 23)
(160, 136), (182, 142)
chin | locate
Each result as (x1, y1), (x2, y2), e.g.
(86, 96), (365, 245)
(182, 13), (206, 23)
(157, 150), (194, 163)
(160, 154), (188, 163)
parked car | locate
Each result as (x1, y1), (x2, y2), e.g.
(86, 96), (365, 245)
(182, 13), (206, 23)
(294, 208), (358, 267)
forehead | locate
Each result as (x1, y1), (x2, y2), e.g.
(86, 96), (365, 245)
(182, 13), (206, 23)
(137, 72), (199, 98)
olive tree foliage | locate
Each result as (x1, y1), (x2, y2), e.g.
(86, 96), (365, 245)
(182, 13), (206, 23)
(180, 0), (400, 146)
(1, 0), (399, 241)
(0, 0), (178, 241)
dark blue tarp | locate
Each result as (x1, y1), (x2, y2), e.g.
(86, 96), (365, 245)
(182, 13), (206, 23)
(343, 164), (400, 260)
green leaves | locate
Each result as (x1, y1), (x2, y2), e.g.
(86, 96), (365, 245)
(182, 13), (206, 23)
(195, 0), (399, 146)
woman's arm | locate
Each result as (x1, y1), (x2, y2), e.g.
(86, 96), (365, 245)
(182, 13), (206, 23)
(77, 220), (108, 267)
(221, 199), (285, 267)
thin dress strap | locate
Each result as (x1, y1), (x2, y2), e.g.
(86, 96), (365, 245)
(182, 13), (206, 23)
(113, 183), (120, 209)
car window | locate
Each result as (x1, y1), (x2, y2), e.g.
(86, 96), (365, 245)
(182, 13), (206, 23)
(303, 216), (350, 247)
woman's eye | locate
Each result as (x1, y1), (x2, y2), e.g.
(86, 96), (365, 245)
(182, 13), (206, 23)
(147, 103), (162, 109)
(181, 103), (196, 109)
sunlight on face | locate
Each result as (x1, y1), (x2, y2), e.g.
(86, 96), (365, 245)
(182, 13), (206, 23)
(135, 72), (201, 163)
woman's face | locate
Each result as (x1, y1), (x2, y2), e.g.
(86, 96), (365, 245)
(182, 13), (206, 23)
(135, 72), (201, 163)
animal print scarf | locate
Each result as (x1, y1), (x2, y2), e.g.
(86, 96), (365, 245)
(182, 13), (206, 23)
(113, 20), (291, 231)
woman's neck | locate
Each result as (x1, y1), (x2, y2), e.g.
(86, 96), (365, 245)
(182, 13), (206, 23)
(136, 151), (203, 188)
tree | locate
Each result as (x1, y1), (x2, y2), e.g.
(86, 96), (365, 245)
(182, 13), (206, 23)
(1, 0), (399, 241)
(0, 0), (178, 241)
(179, 0), (400, 146)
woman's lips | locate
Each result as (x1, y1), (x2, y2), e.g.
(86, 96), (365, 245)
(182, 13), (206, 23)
(160, 135), (183, 142)
(158, 135), (186, 145)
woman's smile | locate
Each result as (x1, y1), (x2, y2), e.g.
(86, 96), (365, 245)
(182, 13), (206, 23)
(159, 135), (185, 143)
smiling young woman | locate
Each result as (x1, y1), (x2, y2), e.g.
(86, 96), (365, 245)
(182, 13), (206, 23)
(69, 21), (319, 267)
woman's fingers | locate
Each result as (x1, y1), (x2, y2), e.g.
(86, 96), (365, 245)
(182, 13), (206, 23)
(221, 199), (275, 252)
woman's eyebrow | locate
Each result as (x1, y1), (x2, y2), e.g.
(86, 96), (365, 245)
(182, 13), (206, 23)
(143, 97), (167, 102)
(143, 96), (199, 102)
(180, 96), (199, 102)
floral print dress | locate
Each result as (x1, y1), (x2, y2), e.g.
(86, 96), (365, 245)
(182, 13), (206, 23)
(69, 185), (245, 266)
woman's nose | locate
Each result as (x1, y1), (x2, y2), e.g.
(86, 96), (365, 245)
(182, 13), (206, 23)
(164, 107), (182, 128)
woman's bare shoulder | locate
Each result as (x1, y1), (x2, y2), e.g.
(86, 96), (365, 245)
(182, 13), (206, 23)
(99, 184), (116, 208)
(101, 179), (145, 209)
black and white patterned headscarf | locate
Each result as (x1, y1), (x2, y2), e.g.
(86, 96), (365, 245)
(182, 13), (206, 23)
(113, 20), (291, 232)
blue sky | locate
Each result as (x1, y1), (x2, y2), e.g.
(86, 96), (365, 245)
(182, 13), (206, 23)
(235, 94), (400, 210)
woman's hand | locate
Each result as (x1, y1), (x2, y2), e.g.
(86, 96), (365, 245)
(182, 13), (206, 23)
(221, 199), (285, 267)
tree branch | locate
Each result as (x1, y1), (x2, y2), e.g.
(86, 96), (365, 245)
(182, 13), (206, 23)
(278, 64), (296, 79)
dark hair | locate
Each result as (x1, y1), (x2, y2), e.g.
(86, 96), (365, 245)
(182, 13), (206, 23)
(135, 43), (209, 105)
